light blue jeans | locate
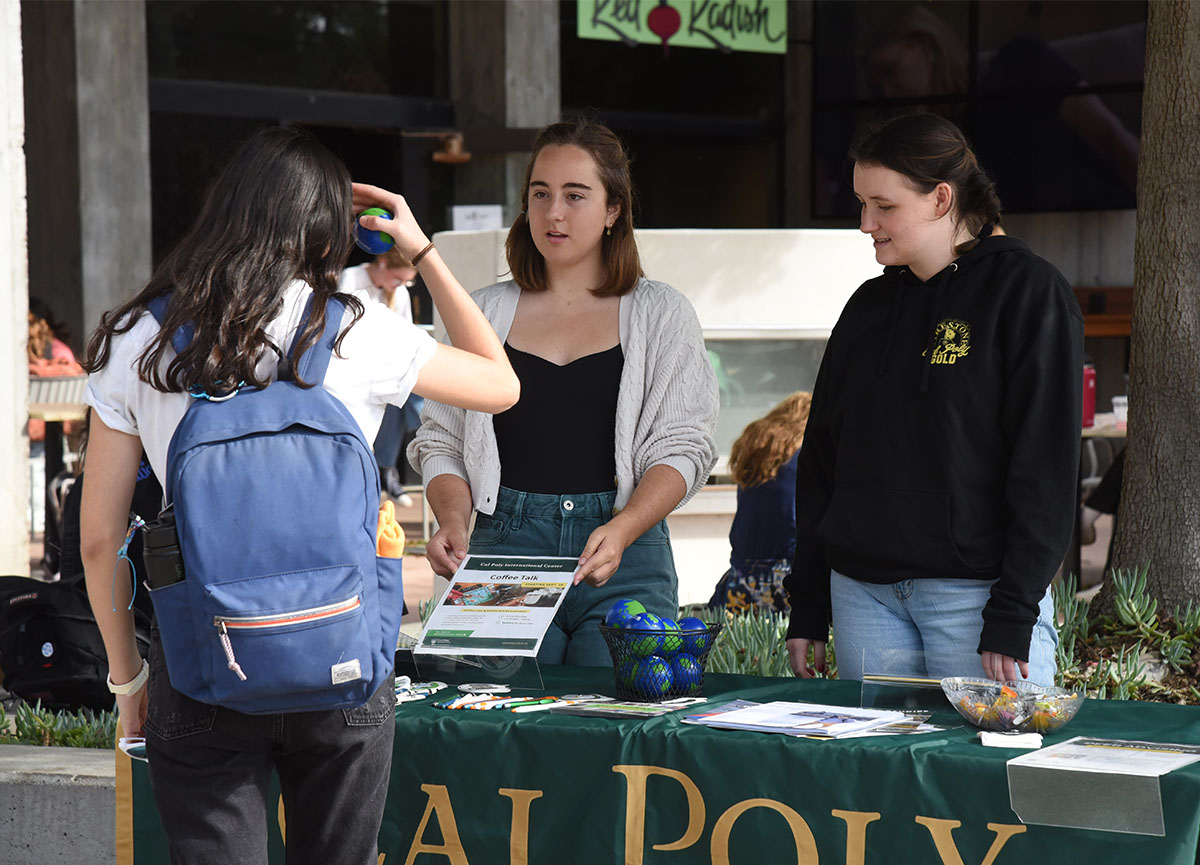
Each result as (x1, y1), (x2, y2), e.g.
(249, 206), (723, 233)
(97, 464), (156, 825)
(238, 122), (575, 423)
(469, 486), (679, 666)
(830, 570), (1059, 685)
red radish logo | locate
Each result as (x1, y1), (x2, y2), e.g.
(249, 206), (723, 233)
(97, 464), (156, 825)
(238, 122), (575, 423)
(648, 0), (681, 56)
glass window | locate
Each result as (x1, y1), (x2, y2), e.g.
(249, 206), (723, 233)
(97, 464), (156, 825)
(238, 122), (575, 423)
(146, 1), (444, 98)
(814, 0), (970, 105)
(706, 337), (827, 474)
(812, 0), (1146, 216)
(559, 1), (786, 228)
(623, 131), (783, 228)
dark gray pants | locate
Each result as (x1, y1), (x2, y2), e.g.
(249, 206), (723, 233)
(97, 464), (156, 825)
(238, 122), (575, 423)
(143, 634), (395, 865)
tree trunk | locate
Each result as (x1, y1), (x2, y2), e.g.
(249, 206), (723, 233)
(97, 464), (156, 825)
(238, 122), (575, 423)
(1100, 0), (1200, 615)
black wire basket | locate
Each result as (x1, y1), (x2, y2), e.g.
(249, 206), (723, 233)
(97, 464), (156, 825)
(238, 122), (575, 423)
(599, 622), (723, 702)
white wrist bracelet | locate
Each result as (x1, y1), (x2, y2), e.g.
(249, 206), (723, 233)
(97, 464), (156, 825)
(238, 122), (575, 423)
(106, 658), (150, 695)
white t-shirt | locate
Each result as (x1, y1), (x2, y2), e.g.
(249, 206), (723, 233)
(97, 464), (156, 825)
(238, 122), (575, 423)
(85, 280), (437, 484)
(339, 263), (413, 323)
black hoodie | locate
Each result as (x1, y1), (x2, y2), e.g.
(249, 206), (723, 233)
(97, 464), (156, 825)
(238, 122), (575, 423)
(784, 235), (1084, 661)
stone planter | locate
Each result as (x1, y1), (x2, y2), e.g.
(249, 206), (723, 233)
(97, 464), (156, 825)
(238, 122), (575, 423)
(0, 744), (115, 865)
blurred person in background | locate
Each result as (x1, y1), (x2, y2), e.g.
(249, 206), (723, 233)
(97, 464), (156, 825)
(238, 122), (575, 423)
(341, 248), (423, 506)
(710, 392), (811, 614)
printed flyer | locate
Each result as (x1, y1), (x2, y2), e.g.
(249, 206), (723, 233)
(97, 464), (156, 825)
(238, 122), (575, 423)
(1008, 737), (1200, 777)
(413, 555), (577, 656)
(680, 700), (908, 738)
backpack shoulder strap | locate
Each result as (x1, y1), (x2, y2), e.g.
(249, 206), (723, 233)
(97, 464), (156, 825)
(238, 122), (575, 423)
(283, 294), (345, 386)
(149, 291), (344, 386)
(147, 293), (195, 358)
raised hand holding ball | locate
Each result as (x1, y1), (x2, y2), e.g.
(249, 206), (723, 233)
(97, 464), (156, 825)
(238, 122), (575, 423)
(355, 207), (394, 255)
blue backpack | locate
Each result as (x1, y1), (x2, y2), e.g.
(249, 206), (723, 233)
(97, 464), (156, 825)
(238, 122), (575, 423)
(146, 294), (403, 714)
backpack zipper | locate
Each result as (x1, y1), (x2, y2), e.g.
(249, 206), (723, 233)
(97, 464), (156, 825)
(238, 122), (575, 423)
(213, 595), (362, 682)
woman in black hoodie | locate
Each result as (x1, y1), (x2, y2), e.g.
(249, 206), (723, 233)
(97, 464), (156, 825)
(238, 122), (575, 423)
(785, 113), (1083, 686)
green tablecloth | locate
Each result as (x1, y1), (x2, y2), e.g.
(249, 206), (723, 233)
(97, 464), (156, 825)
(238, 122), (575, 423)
(127, 668), (1200, 864)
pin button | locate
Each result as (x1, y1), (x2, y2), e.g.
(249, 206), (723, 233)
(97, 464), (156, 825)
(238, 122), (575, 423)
(563, 500), (574, 511)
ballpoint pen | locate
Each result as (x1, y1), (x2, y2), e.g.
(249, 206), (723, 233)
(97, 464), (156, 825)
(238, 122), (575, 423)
(475, 696), (557, 710)
(465, 696), (526, 710)
(504, 698), (559, 711)
(511, 698), (591, 713)
(434, 694), (494, 710)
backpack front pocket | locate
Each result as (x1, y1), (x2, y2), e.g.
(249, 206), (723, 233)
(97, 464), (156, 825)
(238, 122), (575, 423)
(203, 564), (373, 707)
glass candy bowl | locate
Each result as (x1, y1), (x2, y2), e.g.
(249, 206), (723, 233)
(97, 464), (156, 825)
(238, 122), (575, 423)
(941, 677), (1083, 733)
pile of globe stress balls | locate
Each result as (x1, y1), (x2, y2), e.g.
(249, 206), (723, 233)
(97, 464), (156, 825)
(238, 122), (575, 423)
(603, 600), (710, 698)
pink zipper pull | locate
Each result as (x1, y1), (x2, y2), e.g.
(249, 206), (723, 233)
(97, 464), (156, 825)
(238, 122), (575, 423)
(217, 621), (248, 681)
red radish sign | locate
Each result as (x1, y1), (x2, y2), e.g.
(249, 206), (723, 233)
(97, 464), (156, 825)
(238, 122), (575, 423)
(578, 0), (787, 55)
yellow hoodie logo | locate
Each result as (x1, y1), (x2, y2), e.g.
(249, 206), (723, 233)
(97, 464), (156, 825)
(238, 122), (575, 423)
(928, 319), (971, 365)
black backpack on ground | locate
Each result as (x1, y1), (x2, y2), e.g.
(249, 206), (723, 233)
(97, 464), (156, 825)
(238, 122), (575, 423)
(0, 458), (160, 711)
(0, 573), (150, 712)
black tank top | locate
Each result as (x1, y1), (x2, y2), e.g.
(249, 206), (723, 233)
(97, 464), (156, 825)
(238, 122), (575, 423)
(493, 342), (623, 494)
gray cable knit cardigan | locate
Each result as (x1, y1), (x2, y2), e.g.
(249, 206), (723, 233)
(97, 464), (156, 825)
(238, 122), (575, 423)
(408, 277), (719, 516)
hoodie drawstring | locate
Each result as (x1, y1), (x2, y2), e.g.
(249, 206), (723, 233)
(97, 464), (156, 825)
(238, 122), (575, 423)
(876, 269), (907, 376)
(919, 262), (958, 393)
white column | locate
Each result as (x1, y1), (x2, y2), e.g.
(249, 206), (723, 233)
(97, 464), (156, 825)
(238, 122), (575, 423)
(0, 0), (29, 574)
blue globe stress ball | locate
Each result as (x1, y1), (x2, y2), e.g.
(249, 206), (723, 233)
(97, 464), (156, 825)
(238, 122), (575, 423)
(617, 658), (639, 687)
(355, 206), (394, 255)
(604, 598), (648, 629)
(678, 617), (710, 656)
(631, 656), (673, 697)
(628, 612), (667, 657)
(671, 653), (703, 694)
(658, 618), (682, 658)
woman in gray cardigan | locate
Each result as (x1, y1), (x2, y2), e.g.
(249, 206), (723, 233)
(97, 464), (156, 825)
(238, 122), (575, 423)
(410, 119), (719, 665)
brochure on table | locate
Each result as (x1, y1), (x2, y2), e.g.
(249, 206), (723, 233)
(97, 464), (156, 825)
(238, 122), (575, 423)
(1010, 737), (1200, 777)
(1007, 737), (1200, 836)
(413, 554), (576, 658)
(550, 697), (708, 719)
(681, 700), (909, 738)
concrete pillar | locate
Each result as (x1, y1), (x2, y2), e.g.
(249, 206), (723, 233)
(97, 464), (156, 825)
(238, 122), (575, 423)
(503, 0), (560, 129)
(449, 0), (559, 223)
(23, 0), (150, 358)
(75, 0), (151, 335)
(1, 0), (30, 574)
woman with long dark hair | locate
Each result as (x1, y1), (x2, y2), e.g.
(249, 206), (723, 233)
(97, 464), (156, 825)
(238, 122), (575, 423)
(410, 118), (719, 666)
(785, 113), (1082, 685)
(80, 126), (517, 863)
